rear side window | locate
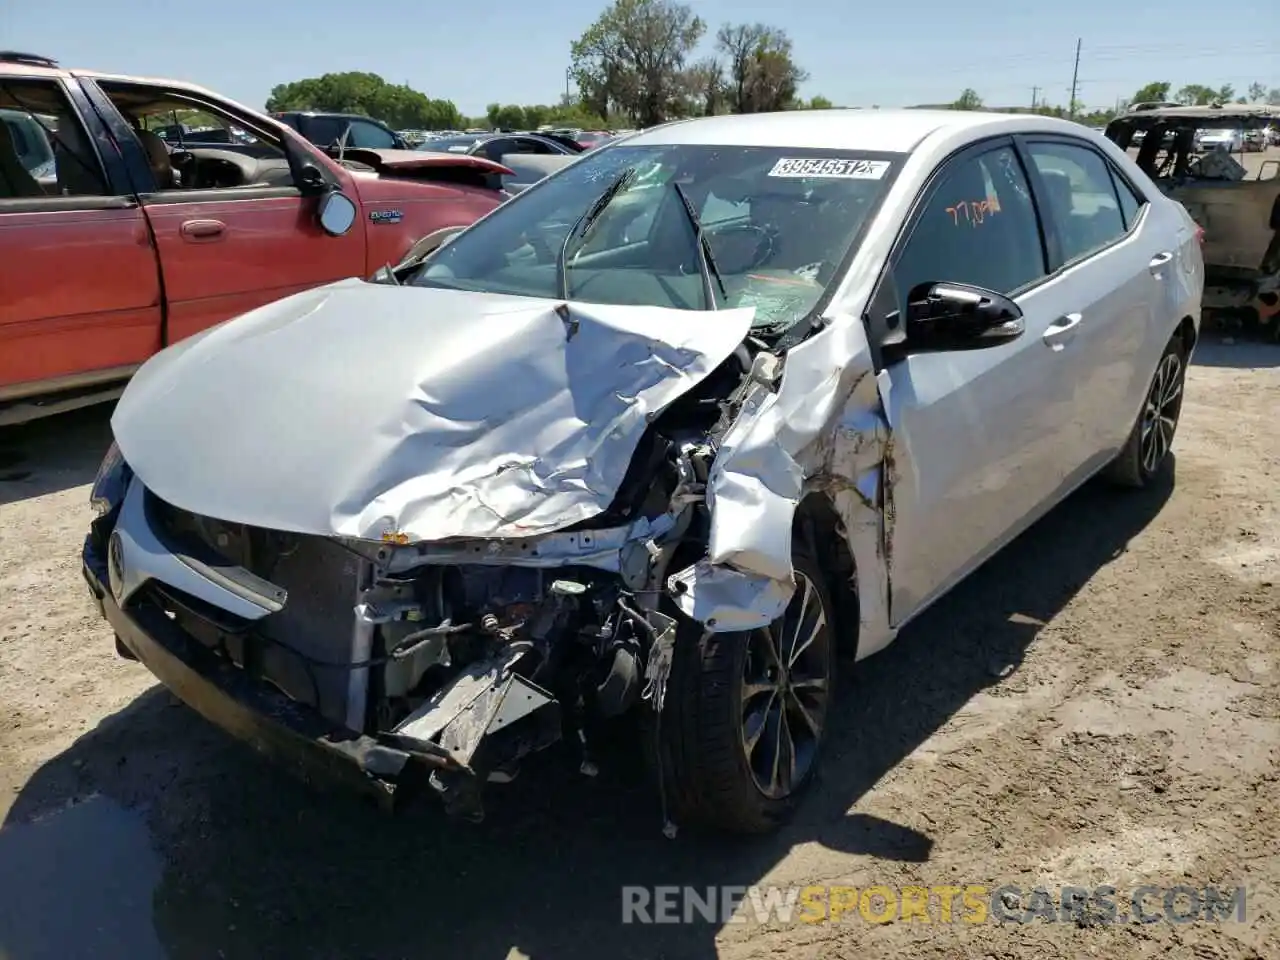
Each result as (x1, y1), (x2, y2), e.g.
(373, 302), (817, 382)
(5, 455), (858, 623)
(0, 80), (109, 199)
(893, 144), (1046, 299)
(303, 116), (346, 147)
(1025, 141), (1128, 263)
(346, 119), (398, 149)
(1110, 167), (1146, 229)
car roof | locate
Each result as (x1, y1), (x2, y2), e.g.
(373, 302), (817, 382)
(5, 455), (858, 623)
(1115, 103), (1279, 122)
(622, 109), (1094, 153)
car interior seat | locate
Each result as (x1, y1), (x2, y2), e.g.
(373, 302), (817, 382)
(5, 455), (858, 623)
(0, 118), (44, 198)
(134, 127), (174, 189)
(1038, 168), (1088, 256)
(52, 113), (108, 196)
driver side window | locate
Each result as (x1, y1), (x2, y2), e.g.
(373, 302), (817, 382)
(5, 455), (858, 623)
(99, 83), (290, 193)
(893, 145), (1046, 302)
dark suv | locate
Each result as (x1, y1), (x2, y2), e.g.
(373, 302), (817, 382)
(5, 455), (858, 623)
(272, 111), (409, 152)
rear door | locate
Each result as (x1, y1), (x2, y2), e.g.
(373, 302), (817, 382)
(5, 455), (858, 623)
(82, 79), (365, 345)
(0, 74), (160, 404)
(1017, 136), (1167, 459)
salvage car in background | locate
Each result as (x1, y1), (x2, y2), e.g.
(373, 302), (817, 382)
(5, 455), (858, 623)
(85, 109), (1201, 834)
(0, 51), (512, 425)
(1106, 102), (1280, 332)
(419, 131), (583, 194)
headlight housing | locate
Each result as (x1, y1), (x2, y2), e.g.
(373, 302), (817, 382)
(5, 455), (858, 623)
(90, 441), (132, 518)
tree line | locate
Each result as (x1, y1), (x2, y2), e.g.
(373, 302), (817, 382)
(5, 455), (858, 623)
(264, 5), (1280, 134)
(943, 79), (1279, 128)
(1128, 80), (1279, 107)
(264, 0), (831, 131)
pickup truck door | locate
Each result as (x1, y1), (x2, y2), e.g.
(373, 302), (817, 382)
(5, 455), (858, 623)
(0, 76), (160, 415)
(80, 79), (365, 346)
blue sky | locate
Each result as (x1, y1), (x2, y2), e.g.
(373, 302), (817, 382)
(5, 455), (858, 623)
(5, 0), (1276, 116)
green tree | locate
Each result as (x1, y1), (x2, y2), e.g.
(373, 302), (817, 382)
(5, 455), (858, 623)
(1270, 87), (1280, 104)
(485, 103), (529, 130)
(685, 57), (726, 116)
(265, 72), (460, 129)
(1174, 84), (1218, 106)
(951, 88), (983, 110)
(1247, 82), (1266, 102)
(807, 95), (834, 110)
(570, 0), (706, 126)
(1129, 81), (1171, 104)
(715, 23), (809, 114)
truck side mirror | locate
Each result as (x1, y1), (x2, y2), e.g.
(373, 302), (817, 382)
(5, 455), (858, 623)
(317, 190), (357, 237)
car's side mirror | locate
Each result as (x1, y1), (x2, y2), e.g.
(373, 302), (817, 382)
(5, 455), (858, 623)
(900, 281), (1025, 352)
(297, 162), (328, 194)
(317, 190), (357, 237)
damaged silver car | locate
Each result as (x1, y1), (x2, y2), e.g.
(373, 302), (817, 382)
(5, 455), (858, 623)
(84, 109), (1202, 834)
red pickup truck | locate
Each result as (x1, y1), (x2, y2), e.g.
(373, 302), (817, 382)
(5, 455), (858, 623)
(0, 52), (510, 426)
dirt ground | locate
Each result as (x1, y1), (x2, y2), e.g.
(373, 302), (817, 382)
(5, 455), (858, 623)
(1, 333), (1278, 960)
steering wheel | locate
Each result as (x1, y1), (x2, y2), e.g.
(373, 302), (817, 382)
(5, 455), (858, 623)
(526, 228), (556, 263)
(168, 150), (198, 186)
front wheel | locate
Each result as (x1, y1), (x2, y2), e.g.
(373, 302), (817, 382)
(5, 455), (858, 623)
(658, 549), (836, 834)
(1103, 335), (1187, 488)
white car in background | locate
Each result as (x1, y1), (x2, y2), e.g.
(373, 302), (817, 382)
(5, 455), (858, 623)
(1195, 127), (1243, 152)
(86, 109), (1202, 834)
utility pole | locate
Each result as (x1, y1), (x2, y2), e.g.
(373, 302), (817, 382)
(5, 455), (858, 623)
(565, 67), (572, 105)
(1031, 86), (1040, 112)
(1068, 38), (1082, 119)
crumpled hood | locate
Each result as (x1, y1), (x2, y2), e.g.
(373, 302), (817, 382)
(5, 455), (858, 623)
(113, 279), (752, 541)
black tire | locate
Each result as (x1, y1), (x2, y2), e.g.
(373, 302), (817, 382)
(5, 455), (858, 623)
(1103, 334), (1187, 488)
(656, 548), (837, 834)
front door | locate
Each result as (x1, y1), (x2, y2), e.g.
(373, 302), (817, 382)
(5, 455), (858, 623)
(0, 75), (160, 402)
(873, 139), (1081, 625)
(84, 79), (365, 345)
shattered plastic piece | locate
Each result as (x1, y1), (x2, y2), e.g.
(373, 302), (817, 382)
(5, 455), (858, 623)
(668, 560), (791, 631)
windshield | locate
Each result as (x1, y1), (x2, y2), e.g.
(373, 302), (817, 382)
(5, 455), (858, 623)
(411, 144), (900, 332)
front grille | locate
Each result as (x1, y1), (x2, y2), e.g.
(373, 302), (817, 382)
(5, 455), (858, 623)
(145, 491), (364, 726)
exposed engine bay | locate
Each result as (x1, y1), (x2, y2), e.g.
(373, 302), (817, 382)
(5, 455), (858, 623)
(143, 337), (766, 820)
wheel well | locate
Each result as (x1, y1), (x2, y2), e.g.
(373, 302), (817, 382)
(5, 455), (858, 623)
(794, 492), (859, 655)
(1177, 315), (1197, 355)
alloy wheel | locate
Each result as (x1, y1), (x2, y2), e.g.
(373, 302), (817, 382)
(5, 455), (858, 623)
(1140, 351), (1184, 474)
(739, 572), (832, 800)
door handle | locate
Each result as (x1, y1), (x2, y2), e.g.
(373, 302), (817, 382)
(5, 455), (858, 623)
(1042, 312), (1083, 352)
(1148, 251), (1173, 275)
(180, 219), (226, 240)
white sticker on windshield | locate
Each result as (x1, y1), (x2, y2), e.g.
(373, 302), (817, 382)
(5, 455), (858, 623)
(767, 157), (889, 179)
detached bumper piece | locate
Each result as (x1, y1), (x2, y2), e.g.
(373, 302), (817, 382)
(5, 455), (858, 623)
(389, 655), (563, 822)
(82, 536), (562, 817)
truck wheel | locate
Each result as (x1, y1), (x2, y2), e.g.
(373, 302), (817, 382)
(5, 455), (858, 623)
(394, 226), (466, 271)
(1103, 334), (1187, 488)
(658, 548), (836, 834)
